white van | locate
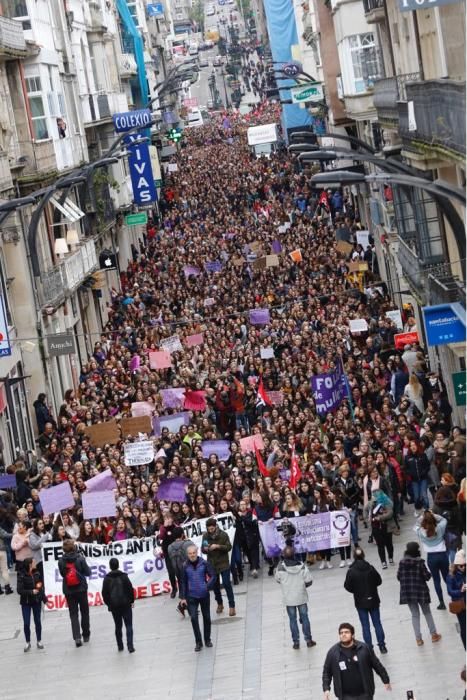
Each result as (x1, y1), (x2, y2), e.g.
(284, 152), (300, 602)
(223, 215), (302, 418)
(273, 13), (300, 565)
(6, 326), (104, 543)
(188, 42), (199, 56)
(185, 108), (204, 128)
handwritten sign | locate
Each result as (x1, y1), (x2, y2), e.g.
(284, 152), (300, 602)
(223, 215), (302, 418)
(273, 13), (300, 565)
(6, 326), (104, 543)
(121, 416), (152, 437)
(123, 441), (155, 467)
(185, 333), (204, 347)
(85, 420), (120, 447)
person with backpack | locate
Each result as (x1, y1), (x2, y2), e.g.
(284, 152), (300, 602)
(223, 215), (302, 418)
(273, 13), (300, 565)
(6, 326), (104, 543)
(167, 527), (194, 617)
(102, 558), (135, 653)
(57, 539), (91, 647)
(179, 544), (216, 652)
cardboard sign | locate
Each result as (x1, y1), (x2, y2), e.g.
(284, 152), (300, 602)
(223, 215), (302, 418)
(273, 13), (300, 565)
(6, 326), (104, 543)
(85, 420), (120, 447)
(265, 254), (280, 268)
(336, 240), (353, 255)
(252, 257), (267, 271)
(249, 241), (262, 253)
(121, 416), (152, 437)
(394, 331), (419, 350)
(347, 261), (368, 273)
(231, 255), (246, 267)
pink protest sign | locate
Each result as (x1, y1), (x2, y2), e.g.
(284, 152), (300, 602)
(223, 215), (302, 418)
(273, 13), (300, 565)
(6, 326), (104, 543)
(268, 391), (284, 406)
(239, 434), (265, 455)
(185, 333), (204, 347)
(149, 351), (172, 369)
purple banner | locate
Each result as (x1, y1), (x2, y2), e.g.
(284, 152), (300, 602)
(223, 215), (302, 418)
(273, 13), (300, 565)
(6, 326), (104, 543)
(39, 482), (75, 516)
(0, 473), (16, 489)
(85, 468), (117, 493)
(156, 476), (189, 502)
(153, 411), (190, 436)
(310, 363), (347, 416)
(201, 440), (231, 461)
(160, 388), (185, 409)
(205, 261), (223, 273)
(258, 511), (351, 557)
(250, 308), (270, 325)
(82, 490), (117, 519)
(271, 239), (282, 254)
(183, 265), (201, 277)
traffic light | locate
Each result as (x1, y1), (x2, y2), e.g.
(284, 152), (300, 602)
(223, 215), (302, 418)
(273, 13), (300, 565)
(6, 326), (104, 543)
(167, 127), (182, 143)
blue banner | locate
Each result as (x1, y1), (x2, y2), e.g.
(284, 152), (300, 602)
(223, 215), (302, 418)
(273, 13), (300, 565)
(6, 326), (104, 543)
(147, 3), (164, 17)
(422, 303), (466, 347)
(125, 135), (158, 205)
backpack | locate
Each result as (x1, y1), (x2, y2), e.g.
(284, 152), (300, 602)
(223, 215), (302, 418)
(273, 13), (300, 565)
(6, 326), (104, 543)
(65, 561), (81, 587)
(109, 575), (127, 609)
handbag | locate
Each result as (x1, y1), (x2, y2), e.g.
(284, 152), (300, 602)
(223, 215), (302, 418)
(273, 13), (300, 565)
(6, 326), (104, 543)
(448, 599), (466, 615)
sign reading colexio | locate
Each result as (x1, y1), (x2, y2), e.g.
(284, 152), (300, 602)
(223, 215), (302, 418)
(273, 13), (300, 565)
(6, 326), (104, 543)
(112, 109), (157, 206)
(399, 0), (461, 11)
(47, 333), (76, 357)
(422, 303), (466, 347)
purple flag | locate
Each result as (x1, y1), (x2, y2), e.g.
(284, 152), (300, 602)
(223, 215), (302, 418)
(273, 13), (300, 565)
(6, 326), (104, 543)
(0, 473), (16, 489)
(130, 355), (141, 371)
(156, 477), (189, 502)
(82, 490), (117, 519)
(310, 363), (347, 416)
(205, 260), (223, 273)
(153, 411), (190, 436)
(271, 240), (282, 254)
(183, 265), (201, 277)
(85, 468), (117, 493)
(258, 511), (350, 557)
(201, 440), (231, 461)
(250, 308), (270, 325)
(39, 482), (74, 516)
(160, 388), (186, 409)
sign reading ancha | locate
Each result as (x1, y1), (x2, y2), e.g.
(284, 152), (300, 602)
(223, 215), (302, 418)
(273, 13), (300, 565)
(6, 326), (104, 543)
(47, 333), (76, 357)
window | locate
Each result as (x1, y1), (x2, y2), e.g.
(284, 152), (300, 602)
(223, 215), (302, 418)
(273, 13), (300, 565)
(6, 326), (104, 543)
(349, 33), (382, 93)
(3, 0), (31, 29)
(25, 76), (49, 140)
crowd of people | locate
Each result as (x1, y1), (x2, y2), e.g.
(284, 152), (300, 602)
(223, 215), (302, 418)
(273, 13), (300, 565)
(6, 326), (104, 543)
(0, 100), (465, 694)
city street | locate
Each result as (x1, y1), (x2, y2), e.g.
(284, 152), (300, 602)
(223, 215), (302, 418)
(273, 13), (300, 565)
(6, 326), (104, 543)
(2, 515), (464, 700)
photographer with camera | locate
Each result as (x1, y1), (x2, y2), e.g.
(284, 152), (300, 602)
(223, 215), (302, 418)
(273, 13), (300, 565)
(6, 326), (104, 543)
(274, 545), (316, 650)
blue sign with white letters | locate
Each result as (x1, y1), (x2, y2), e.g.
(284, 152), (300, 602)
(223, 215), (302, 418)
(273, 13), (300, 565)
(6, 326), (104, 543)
(147, 2), (164, 16)
(113, 110), (157, 205)
(422, 303), (466, 347)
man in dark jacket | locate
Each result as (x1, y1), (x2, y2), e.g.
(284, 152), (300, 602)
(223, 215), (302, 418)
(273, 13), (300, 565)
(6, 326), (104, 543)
(344, 548), (387, 653)
(201, 517), (235, 616)
(57, 539), (91, 647)
(168, 527), (194, 617)
(404, 441), (430, 512)
(323, 622), (391, 700)
(180, 544), (216, 652)
(102, 558), (135, 653)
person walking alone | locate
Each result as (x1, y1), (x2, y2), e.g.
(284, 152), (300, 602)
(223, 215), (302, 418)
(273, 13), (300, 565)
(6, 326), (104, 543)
(344, 548), (387, 653)
(274, 545), (316, 650)
(17, 557), (45, 652)
(322, 622), (391, 700)
(447, 549), (466, 649)
(58, 539), (91, 647)
(102, 558), (135, 653)
(201, 517), (236, 616)
(397, 541), (442, 647)
(180, 544), (216, 652)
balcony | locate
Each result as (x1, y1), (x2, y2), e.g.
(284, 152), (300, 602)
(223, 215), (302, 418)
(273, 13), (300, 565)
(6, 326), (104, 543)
(363, 0), (385, 23)
(427, 263), (465, 306)
(19, 139), (57, 177)
(0, 16), (29, 60)
(119, 53), (137, 78)
(401, 80), (466, 162)
(39, 240), (98, 308)
(373, 73), (421, 128)
(396, 235), (423, 293)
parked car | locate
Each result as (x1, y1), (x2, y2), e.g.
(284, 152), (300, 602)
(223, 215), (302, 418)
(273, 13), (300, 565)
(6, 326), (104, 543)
(213, 55), (223, 66)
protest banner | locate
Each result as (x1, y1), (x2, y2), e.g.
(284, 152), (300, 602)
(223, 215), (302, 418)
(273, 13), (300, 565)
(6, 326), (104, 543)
(258, 511), (351, 557)
(39, 482), (75, 516)
(205, 261), (223, 273)
(239, 434), (264, 454)
(82, 490), (117, 520)
(394, 331), (419, 349)
(160, 388), (185, 408)
(160, 335), (183, 354)
(84, 420), (120, 447)
(182, 513), (236, 557)
(183, 265), (201, 277)
(153, 411), (190, 436)
(311, 364), (347, 416)
(260, 347), (274, 359)
(250, 308), (270, 325)
(0, 473), (16, 489)
(149, 351), (172, 369)
(156, 476), (189, 502)
(184, 390), (206, 411)
(386, 309), (403, 330)
(265, 254), (280, 268)
(123, 440), (154, 467)
(185, 333), (204, 347)
(131, 401), (154, 417)
(201, 440), (231, 461)
(349, 318), (369, 334)
(121, 416), (152, 437)
(85, 468), (116, 493)
(42, 537), (170, 611)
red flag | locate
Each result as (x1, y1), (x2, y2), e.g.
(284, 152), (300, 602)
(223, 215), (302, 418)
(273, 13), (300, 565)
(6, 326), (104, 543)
(289, 447), (302, 490)
(255, 444), (269, 477)
(256, 377), (272, 408)
(319, 190), (329, 210)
